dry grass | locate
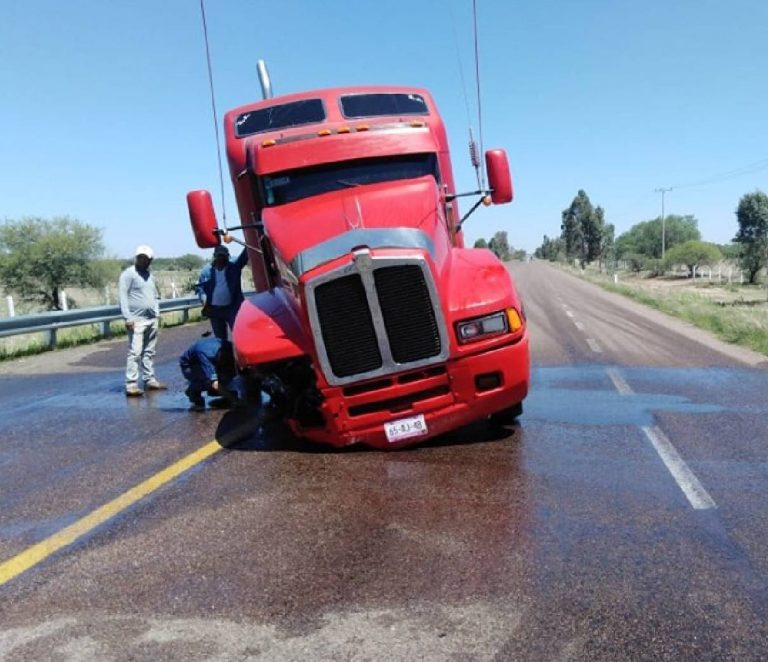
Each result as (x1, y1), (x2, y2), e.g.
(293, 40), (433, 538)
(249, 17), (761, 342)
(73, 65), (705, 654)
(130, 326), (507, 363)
(567, 265), (768, 356)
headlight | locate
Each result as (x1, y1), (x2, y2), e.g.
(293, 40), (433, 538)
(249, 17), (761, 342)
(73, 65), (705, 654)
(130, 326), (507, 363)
(456, 311), (509, 343)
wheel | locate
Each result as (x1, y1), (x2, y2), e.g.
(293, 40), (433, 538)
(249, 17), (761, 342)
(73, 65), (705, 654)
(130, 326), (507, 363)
(489, 402), (523, 426)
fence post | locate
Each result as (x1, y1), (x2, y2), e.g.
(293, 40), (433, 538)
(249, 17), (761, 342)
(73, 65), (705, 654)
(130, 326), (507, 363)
(59, 290), (68, 311)
(6, 295), (14, 318)
(171, 281), (178, 298)
(104, 285), (110, 304)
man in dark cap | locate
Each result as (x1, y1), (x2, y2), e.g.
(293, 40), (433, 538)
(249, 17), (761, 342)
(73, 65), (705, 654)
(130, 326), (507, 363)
(195, 245), (249, 341)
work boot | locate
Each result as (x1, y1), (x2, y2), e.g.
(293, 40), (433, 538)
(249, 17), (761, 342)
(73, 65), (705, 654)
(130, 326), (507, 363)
(145, 379), (168, 391)
(125, 383), (144, 397)
(185, 386), (205, 412)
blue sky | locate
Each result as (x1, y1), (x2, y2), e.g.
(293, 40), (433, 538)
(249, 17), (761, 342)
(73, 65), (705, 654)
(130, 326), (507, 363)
(2, 0), (767, 258)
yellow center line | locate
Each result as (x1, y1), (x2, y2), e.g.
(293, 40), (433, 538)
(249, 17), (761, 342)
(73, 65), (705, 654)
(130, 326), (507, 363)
(0, 440), (223, 586)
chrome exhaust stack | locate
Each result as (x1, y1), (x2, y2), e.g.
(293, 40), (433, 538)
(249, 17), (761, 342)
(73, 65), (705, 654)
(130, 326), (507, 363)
(257, 60), (273, 99)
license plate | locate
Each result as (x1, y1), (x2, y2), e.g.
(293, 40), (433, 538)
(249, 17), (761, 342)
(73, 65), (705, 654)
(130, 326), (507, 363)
(384, 414), (428, 443)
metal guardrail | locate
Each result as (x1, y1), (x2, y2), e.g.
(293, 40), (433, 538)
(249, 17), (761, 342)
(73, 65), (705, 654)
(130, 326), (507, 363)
(0, 297), (202, 348)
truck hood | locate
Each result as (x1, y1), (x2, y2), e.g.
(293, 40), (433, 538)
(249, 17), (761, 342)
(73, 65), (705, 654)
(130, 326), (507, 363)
(262, 175), (444, 278)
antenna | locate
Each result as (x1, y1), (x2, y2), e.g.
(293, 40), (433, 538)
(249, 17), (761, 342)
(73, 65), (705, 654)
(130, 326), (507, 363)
(199, 0), (228, 230)
(472, 0), (486, 189)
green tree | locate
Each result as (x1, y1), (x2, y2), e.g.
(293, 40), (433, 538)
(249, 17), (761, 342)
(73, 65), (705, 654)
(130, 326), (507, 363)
(535, 235), (564, 261)
(473, 238), (488, 249)
(663, 240), (722, 277)
(560, 190), (607, 267)
(717, 243), (741, 260)
(488, 231), (511, 261)
(153, 254), (207, 271)
(733, 190), (768, 284)
(615, 215), (700, 259)
(0, 216), (106, 310)
(561, 191), (587, 263)
(599, 223), (615, 272)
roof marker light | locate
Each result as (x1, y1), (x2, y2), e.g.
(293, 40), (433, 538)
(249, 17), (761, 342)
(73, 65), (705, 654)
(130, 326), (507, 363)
(355, 124), (370, 131)
(337, 126), (351, 134)
(318, 129), (332, 136)
(410, 120), (426, 128)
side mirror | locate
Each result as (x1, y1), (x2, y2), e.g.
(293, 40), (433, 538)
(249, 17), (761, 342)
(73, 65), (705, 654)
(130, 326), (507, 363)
(187, 190), (220, 248)
(485, 149), (513, 204)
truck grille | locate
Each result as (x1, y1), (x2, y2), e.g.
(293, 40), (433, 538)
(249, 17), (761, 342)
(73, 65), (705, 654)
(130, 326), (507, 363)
(315, 274), (382, 377)
(310, 258), (447, 384)
(374, 265), (441, 363)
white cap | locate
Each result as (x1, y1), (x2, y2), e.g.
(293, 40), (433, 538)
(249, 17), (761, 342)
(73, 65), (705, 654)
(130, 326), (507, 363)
(135, 245), (154, 259)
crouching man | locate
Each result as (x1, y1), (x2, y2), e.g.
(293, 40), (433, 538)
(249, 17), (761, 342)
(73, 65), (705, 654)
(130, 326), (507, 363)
(180, 336), (237, 411)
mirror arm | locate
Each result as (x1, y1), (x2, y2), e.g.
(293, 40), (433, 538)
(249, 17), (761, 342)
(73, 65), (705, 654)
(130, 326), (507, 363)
(446, 189), (487, 202)
(456, 190), (494, 230)
(213, 222), (265, 255)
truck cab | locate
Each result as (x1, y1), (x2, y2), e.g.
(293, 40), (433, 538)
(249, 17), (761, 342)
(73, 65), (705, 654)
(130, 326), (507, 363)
(188, 84), (529, 448)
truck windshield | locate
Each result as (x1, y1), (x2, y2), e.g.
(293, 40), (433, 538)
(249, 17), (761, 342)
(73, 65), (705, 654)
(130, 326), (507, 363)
(261, 153), (438, 206)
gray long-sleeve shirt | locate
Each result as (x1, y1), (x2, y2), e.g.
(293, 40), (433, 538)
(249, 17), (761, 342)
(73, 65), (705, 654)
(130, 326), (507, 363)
(118, 266), (160, 321)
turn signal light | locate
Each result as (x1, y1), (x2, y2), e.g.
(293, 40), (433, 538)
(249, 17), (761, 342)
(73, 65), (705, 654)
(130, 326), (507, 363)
(506, 308), (523, 332)
(261, 139), (276, 147)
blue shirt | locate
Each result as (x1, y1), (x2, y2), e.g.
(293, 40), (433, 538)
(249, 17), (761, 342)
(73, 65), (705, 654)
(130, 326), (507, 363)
(195, 248), (249, 308)
(179, 337), (224, 383)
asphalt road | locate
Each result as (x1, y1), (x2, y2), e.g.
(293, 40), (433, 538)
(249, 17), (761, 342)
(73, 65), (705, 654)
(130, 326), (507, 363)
(2, 260), (768, 661)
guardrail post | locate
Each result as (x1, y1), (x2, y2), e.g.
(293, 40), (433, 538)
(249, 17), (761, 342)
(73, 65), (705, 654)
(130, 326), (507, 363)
(101, 320), (112, 338)
(46, 328), (57, 348)
(181, 309), (189, 323)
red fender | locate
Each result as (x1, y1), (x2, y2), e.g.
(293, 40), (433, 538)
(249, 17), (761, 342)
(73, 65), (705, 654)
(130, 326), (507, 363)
(232, 288), (309, 367)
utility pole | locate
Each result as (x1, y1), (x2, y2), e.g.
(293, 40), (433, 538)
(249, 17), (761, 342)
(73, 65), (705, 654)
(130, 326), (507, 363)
(654, 187), (672, 259)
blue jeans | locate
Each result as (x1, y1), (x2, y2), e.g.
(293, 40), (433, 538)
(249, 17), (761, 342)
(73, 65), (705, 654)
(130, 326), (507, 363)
(207, 305), (238, 341)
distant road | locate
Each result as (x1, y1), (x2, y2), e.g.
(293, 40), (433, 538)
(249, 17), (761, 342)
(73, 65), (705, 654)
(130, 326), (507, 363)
(1, 260), (768, 660)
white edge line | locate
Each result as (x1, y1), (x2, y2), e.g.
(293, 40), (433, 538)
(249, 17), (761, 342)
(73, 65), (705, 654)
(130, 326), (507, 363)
(585, 338), (602, 353)
(641, 425), (717, 510)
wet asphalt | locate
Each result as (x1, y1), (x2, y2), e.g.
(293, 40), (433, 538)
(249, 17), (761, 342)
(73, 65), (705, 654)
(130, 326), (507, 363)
(1, 261), (768, 660)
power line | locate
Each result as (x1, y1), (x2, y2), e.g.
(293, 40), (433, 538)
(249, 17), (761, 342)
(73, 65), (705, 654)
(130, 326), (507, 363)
(670, 158), (768, 190)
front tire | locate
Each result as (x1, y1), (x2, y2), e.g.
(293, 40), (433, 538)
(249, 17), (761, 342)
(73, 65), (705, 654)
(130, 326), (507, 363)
(489, 402), (523, 426)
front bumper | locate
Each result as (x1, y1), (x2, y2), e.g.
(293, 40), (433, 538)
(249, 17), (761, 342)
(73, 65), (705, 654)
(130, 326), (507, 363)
(289, 334), (530, 449)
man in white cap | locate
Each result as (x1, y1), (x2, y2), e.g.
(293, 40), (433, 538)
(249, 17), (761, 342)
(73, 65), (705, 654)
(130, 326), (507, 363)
(118, 245), (167, 396)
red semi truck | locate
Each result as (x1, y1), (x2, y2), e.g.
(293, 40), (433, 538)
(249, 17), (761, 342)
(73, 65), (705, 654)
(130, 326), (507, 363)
(187, 72), (529, 449)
